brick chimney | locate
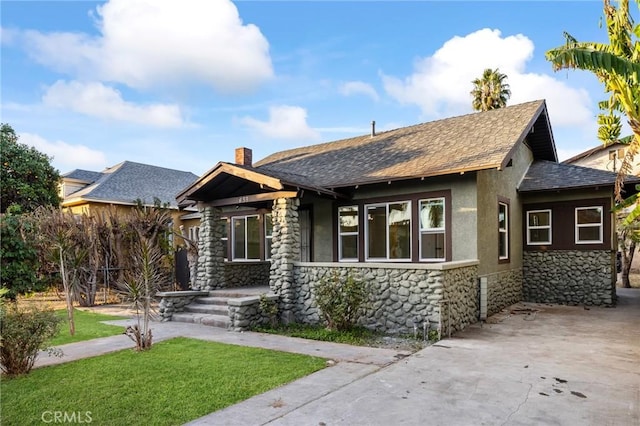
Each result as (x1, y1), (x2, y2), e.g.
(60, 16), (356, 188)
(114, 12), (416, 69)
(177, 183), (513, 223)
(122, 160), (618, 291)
(235, 147), (252, 166)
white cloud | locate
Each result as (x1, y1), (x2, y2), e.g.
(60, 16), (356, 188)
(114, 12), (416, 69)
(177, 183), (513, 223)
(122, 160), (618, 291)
(381, 28), (593, 127)
(20, 132), (108, 171)
(22, 0), (273, 93)
(239, 105), (321, 141)
(42, 80), (185, 127)
(339, 81), (379, 102)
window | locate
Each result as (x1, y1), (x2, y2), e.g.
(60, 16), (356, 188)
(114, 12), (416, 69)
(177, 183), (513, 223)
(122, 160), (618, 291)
(576, 207), (603, 244)
(218, 219), (228, 261)
(419, 198), (445, 260)
(338, 206), (359, 261)
(232, 215), (260, 260)
(498, 201), (509, 260)
(189, 226), (200, 243)
(265, 213), (273, 260)
(527, 210), (551, 245)
(366, 201), (411, 261)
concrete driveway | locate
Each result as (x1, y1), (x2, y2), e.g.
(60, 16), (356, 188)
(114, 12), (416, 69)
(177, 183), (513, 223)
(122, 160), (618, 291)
(201, 288), (639, 426)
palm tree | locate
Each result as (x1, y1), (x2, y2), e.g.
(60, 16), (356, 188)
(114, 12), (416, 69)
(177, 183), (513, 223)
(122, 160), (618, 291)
(546, 0), (640, 203)
(470, 68), (511, 112)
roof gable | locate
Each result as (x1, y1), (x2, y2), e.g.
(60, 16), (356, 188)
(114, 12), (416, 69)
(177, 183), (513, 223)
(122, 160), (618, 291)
(62, 161), (198, 208)
(255, 100), (555, 188)
(177, 162), (340, 206)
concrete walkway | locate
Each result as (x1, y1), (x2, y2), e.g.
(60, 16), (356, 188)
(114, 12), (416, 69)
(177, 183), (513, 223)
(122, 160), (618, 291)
(191, 289), (640, 425)
(35, 289), (640, 425)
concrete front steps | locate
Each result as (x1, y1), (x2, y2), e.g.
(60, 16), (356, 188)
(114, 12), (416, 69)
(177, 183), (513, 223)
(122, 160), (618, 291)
(170, 286), (270, 329)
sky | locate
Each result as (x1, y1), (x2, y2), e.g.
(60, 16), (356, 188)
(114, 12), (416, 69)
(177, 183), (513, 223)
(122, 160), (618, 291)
(1, 0), (635, 176)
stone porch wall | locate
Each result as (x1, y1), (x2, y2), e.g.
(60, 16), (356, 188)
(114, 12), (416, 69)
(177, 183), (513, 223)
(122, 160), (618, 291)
(157, 290), (208, 321)
(288, 261), (479, 335)
(523, 250), (616, 306)
(482, 269), (523, 317)
(224, 262), (270, 288)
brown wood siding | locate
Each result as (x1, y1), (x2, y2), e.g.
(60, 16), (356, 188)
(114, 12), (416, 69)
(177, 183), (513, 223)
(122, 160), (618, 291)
(522, 197), (612, 251)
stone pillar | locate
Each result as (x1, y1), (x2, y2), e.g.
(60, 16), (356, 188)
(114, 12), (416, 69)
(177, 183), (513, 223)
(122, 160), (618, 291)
(194, 206), (226, 290)
(269, 198), (300, 322)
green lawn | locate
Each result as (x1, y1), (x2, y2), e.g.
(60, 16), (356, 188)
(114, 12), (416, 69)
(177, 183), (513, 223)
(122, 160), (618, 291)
(1, 337), (326, 425)
(254, 323), (382, 346)
(49, 309), (128, 346)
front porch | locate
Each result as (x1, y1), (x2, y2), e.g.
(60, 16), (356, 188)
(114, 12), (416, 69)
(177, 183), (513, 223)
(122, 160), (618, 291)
(157, 286), (274, 331)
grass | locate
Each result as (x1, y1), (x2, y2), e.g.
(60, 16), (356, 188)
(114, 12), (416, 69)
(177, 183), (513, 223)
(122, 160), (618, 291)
(253, 323), (383, 346)
(253, 323), (437, 350)
(1, 337), (326, 426)
(48, 309), (128, 346)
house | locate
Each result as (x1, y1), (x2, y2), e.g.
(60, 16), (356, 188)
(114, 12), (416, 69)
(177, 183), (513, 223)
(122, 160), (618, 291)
(563, 141), (637, 174)
(564, 142), (640, 274)
(61, 161), (201, 244)
(176, 100), (639, 334)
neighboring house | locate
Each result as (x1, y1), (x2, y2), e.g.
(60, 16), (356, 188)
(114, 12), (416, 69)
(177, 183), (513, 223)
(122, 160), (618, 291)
(61, 161), (200, 243)
(563, 141), (638, 174)
(176, 100), (639, 334)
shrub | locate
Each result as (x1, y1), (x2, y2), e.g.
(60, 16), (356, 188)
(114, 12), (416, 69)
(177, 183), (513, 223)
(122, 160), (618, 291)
(259, 294), (279, 327)
(0, 206), (46, 299)
(0, 304), (62, 376)
(315, 272), (368, 331)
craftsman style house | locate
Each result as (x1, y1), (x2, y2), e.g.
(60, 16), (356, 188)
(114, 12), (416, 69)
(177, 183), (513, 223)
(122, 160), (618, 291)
(176, 100), (635, 333)
(61, 161), (200, 243)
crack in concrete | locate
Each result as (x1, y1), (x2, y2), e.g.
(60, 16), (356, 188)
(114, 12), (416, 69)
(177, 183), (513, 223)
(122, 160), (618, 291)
(501, 383), (533, 426)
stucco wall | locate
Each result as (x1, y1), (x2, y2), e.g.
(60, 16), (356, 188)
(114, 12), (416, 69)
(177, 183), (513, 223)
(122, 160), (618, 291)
(299, 175), (479, 262)
(476, 142), (533, 275)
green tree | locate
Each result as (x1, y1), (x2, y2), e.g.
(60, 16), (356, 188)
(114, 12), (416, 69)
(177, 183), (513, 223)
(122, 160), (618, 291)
(470, 68), (511, 112)
(546, 0), (640, 202)
(0, 124), (61, 213)
(0, 206), (46, 299)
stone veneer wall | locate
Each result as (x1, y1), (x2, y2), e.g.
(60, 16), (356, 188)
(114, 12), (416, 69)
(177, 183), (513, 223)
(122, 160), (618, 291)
(290, 261), (479, 335)
(483, 269), (523, 316)
(194, 207), (226, 290)
(157, 290), (208, 321)
(523, 250), (615, 306)
(228, 294), (279, 331)
(224, 262), (270, 287)
(441, 264), (480, 334)
(269, 198), (300, 321)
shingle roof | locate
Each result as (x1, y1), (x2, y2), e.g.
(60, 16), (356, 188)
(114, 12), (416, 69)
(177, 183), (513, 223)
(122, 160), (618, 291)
(563, 141), (632, 165)
(62, 161), (198, 208)
(62, 169), (104, 183)
(256, 100), (554, 188)
(518, 160), (640, 192)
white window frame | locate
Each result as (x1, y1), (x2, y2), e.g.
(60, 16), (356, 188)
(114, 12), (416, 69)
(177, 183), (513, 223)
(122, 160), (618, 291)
(264, 213), (273, 260)
(526, 209), (552, 245)
(498, 202), (509, 260)
(365, 201), (412, 262)
(575, 206), (603, 244)
(188, 226), (200, 243)
(338, 206), (359, 261)
(231, 215), (260, 261)
(419, 198), (446, 261)
(218, 218), (228, 261)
